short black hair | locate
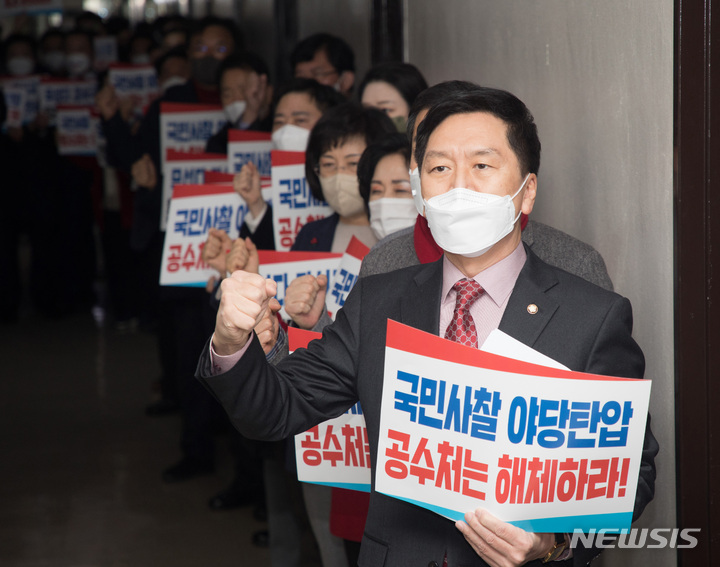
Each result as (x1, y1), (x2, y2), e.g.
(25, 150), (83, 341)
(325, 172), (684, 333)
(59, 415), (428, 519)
(193, 16), (244, 52)
(291, 33), (355, 73)
(39, 28), (65, 48)
(357, 132), (411, 208)
(359, 62), (428, 109)
(216, 51), (269, 89)
(154, 45), (188, 76)
(3, 34), (36, 60)
(273, 78), (345, 113)
(406, 80), (480, 142)
(305, 102), (396, 201)
(414, 87), (541, 176)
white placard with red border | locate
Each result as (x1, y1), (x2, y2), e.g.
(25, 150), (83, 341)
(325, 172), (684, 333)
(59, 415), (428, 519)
(271, 150), (333, 251)
(376, 320), (652, 533)
(325, 236), (370, 320)
(93, 36), (119, 71)
(2, 86), (26, 128)
(291, 327), (371, 492)
(227, 129), (273, 178)
(38, 78), (97, 124)
(159, 102), (226, 162)
(160, 149), (229, 231)
(0, 75), (40, 124)
(108, 63), (159, 111)
(160, 184), (246, 287)
(256, 250), (342, 320)
(56, 105), (100, 156)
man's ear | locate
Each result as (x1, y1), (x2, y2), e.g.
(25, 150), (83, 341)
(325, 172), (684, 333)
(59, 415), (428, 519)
(521, 173), (537, 216)
(338, 71), (355, 96)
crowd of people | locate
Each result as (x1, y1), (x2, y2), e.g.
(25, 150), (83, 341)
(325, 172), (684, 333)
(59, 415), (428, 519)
(1, 9), (657, 567)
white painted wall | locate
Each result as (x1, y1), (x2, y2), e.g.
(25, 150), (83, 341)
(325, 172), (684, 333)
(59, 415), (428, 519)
(406, 2), (675, 566)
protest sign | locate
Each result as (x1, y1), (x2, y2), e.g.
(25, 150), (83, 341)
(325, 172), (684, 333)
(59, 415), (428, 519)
(160, 184), (245, 287)
(271, 150), (333, 251)
(159, 101), (226, 158)
(161, 149), (228, 230)
(2, 86), (26, 128)
(291, 327), (371, 492)
(227, 129), (272, 177)
(376, 320), (652, 533)
(325, 236), (370, 320)
(38, 78), (96, 125)
(0, 75), (39, 124)
(56, 106), (100, 156)
(108, 63), (159, 111)
(256, 250), (342, 319)
(93, 36), (119, 72)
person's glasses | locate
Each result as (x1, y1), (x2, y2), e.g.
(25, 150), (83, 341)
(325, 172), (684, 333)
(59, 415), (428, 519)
(316, 161), (358, 176)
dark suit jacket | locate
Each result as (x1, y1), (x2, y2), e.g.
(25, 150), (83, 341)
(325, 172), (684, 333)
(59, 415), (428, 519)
(291, 213), (340, 251)
(197, 245), (658, 567)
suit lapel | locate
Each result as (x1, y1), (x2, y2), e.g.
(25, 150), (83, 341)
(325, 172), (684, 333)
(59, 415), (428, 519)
(400, 258), (444, 335)
(498, 245), (560, 348)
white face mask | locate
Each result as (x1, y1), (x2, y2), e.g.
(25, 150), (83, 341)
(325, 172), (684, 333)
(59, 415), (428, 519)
(160, 76), (187, 93)
(7, 56), (34, 76)
(66, 53), (91, 77)
(423, 174), (530, 257)
(320, 174), (365, 217)
(224, 100), (247, 125)
(409, 167), (424, 214)
(369, 198), (418, 240)
(42, 51), (65, 73)
(272, 124), (311, 152)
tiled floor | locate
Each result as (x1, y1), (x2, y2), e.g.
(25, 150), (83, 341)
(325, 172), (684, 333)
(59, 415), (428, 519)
(0, 313), (270, 566)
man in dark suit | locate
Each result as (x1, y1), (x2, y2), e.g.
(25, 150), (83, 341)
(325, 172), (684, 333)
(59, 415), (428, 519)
(197, 87), (658, 566)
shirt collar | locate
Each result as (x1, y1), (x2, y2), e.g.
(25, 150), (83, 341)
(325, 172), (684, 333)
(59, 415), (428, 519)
(441, 242), (527, 308)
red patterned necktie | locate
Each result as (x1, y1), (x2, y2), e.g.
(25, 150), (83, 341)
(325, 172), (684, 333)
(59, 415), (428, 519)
(444, 278), (484, 348)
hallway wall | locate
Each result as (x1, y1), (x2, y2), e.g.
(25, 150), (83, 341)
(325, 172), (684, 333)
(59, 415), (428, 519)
(404, 2), (675, 566)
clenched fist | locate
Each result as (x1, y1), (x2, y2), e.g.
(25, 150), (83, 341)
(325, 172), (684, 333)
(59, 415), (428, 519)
(254, 298), (281, 354)
(284, 274), (328, 330)
(131, 154), (157, 189)
(203, 228), (233, 273)
(226, 236), (260, 274)
(213, 271), (278, 355)
(234, 162), (265, 217)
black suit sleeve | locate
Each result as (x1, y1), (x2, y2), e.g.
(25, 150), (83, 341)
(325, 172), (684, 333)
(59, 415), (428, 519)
(196, 276), (364, 440)
(239, 205), (275, 250)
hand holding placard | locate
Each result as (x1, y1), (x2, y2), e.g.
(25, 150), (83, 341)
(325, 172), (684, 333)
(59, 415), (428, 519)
(214, 271), (277, 354)
(255, 298), (282, 354)
(234, 162), (265, 217)
(132, 154), (157, 189)
(285, 274), (328, 330)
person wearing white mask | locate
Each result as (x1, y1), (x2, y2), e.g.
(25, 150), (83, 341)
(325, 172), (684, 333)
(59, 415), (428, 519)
(197, 85), (659, 567)
(225, 79), (346, 251)
(3, 34), (37, 77)
(64, 29), (94, 79)
(357, 133), (417, 241)
(204, 52), (273, 155)
(38, 29), (66, 76)
(154, 47), (191, 94)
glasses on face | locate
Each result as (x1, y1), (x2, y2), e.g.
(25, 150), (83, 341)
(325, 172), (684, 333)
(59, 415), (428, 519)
(192, 43), (230, 57)
(316, 160), (358, 177)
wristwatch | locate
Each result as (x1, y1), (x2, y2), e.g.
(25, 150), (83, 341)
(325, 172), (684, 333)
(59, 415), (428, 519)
(541, 533), (567, 563)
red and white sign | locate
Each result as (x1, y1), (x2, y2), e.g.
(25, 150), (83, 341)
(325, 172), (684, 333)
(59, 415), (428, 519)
(159, 102), (226, 166)
(161, 149), (229, 231)
(325, 236), (370, 320)
(160, 184), (245, 287)
(271, 150), (333, 251)
(0, 0), (61, 16)
(2, 86), (26, 128)
(227, 129), (273, 177)
(291, 328), (371, 492)
(256, 250), (342, 320)
(0, 75), (40, 124)
(376, 320), (652, 533)
(108, 63), (159, 111)
(56, 105), (100, 156)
